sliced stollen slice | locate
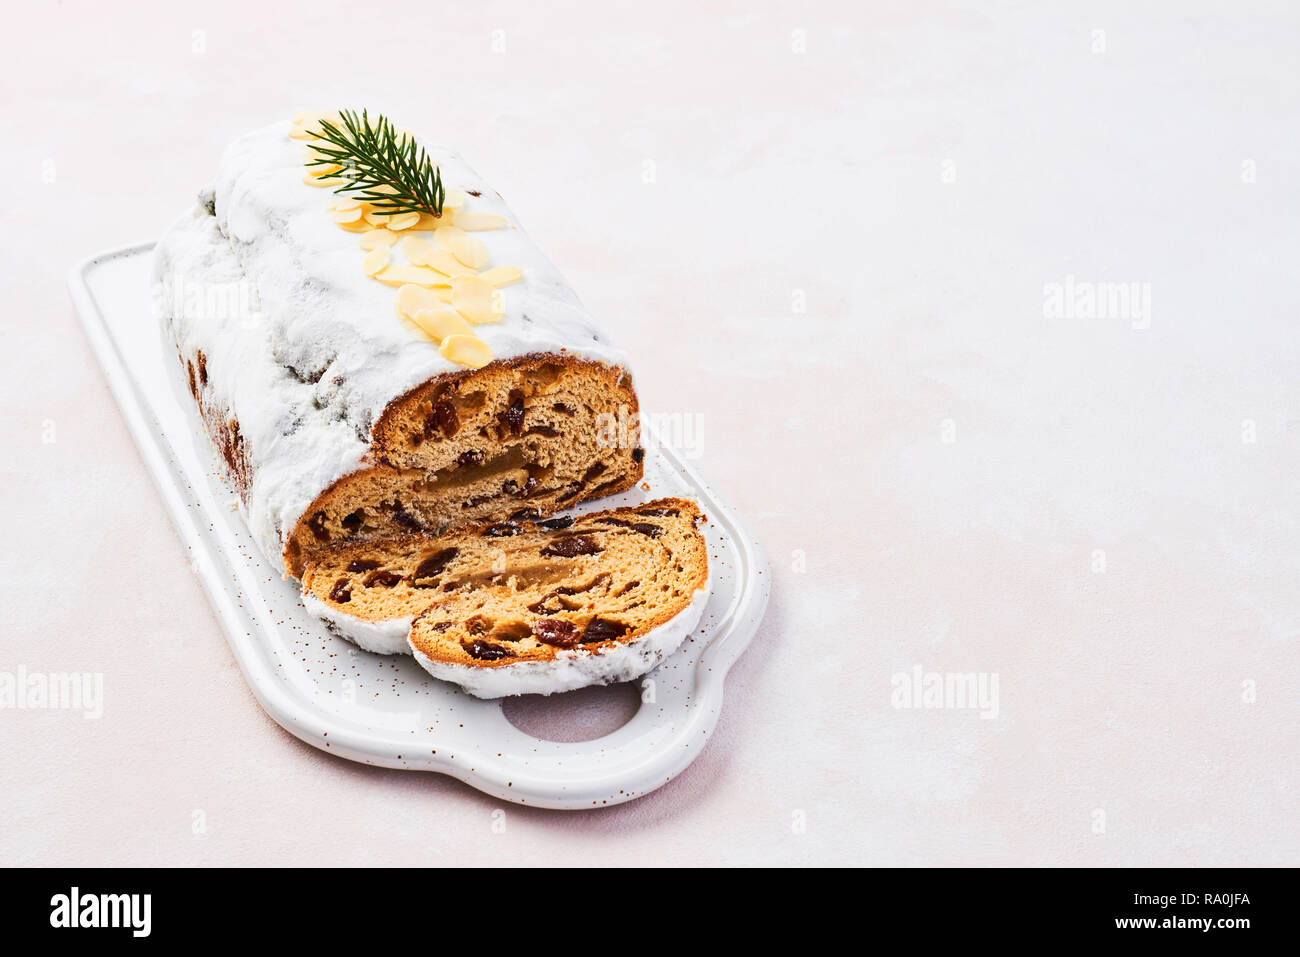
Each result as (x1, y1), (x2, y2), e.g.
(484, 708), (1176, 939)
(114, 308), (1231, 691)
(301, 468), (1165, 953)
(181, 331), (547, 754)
(409, 499), (709, 697)
(299, 499), (710, 695)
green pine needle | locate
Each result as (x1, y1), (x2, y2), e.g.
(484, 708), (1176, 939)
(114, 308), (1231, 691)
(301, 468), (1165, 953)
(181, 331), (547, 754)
(305, 109), (445, 218)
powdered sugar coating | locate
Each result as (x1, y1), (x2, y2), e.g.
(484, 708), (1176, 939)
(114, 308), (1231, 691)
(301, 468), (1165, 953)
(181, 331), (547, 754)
(153, 120), (629, 574)
(301, 591), (412, 656)
(409, 587), (709, 698)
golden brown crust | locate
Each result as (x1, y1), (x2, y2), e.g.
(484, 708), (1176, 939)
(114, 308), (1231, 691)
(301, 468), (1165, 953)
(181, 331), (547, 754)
(180, 346), (253, 503)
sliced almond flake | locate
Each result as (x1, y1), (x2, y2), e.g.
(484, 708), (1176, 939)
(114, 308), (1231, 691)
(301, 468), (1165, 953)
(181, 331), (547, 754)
(360, 229), (399, 250)
(289, 125), (316, 141)
(291, 110), (314, 124)
(363, 209), (389, 227)
(374, 266), (453, 288)
(454, 212), (508, 231)
(442, 188), (467, 211)
(362, 247), (391, 276)
(414, 213), (444, 230)
(396, 284), (443, 320)
(331, 197), (364, 212)
(336, 218), (372, 233)
(400, 236), (439, 266)
(411, 307), (475, 343)
(451, 275), (504, 324)
(432, 225), (466, 249)
(448, 232), (490, 269)
(371, 184), (398, 196)
(329, 206), (364, 224)
(422, 249), (477, 278)
(298, 113), (339, 137)
(477, 265), (523, 287)
(439, 334), (493, 369)
(386, 211), (422, 231)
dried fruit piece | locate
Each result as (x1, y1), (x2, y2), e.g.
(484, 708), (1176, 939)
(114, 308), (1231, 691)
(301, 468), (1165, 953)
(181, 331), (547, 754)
(364, 570), (403, 588)
(594, 517), (663, 538)
(465, 639), (513, 661)
(536, 516), (574, 530)
(438, 334), (493, 369)
(328, 579), (351, 603)
(451, 275), (503, 324)
(581, 618), (628, 644)
(554, 482), (584, 502)
(540, 534), (603, 558)
(426, 401), (460, 438)
(478, 265), (523, 287)
(308, 512), (329, 542)
(413, 548), (459, 579)
(503, 389), (525, 435)
(391, 504), (423, 530)
(531, 618), (579, 649)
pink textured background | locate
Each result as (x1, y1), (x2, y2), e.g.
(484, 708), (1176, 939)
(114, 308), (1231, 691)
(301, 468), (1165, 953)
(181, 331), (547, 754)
(3, 1), (1298, 865)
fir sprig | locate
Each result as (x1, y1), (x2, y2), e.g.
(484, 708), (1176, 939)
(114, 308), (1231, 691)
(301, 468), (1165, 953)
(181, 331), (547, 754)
(306, 109), (445, 218)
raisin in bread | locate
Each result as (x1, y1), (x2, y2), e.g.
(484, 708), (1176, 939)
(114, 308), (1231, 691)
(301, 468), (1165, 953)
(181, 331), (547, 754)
(153, 120), (644, 594)
(300, 499), (709, 696)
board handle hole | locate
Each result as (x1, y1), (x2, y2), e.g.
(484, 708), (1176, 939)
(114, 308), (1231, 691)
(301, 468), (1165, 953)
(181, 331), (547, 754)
(501, 682), (642, 742)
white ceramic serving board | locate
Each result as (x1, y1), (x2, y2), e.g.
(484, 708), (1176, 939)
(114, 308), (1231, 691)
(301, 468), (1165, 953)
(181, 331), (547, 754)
(68, 242), (769, 809)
